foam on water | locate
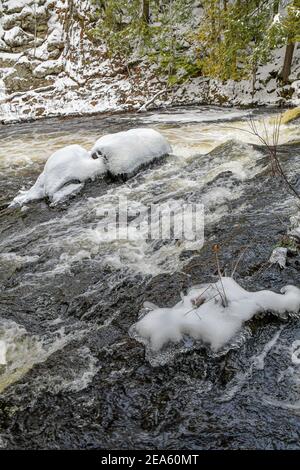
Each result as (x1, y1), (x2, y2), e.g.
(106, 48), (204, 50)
(260, 338), (300, 412)
(0, 318), (91, 393)
(0, 130), (97, 176)
(0, 252), (39, 280)
(157, 115), (300, 156)
(0, 112), (295, 308)
(6, 345), (100, 397)
(141, 107), (253, 124)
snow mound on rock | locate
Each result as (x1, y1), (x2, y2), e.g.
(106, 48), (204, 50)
(132, 277), (300, 352)
(91, 128), (172, 177)
(11, 144), (105, 206)
(10, 130), (172, 206)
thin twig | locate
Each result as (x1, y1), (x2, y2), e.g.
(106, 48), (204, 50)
(214, 281), (226, 307)
(224, 115), (300, 200)
(214, 250), (228, 307)
(231, 245), (250, 277)
(184, 292), (222, 318)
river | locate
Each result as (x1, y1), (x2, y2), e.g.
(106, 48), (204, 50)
(0, 106), (300, 449)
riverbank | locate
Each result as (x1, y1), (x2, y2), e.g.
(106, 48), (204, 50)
(1, 1), (299, 124)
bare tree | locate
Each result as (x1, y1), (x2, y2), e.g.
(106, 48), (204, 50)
(247, 114), (300, 201)
(227, 114), (300, 201)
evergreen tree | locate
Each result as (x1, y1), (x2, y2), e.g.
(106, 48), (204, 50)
(91, 1), (299, 84)
(92, 0), (195, 83)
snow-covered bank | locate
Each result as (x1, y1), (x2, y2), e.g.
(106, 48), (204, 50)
(0, 0), (299, 124)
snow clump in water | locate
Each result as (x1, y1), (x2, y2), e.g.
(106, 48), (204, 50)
(132, 277), (300, 352)
(11, 129), (172, 206)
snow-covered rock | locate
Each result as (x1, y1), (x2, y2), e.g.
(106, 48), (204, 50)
(33, 59), (63, 78)
(10, 130), (172, 206)
(3, 26), (34, 47)
(46, 27), (64, 51)
(0, 0), (299, 123)
(3, 0), (33, 15)
(41, 144), (105, 196)
(91, 128), (172, 177)
(0, 37), (10, 52)
(11, 144), (106, 206)
(132, 277), (300, 352)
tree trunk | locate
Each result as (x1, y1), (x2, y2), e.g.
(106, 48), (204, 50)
(142, 0), (150, 24)
(281, 43), (295, 83)
(273, 0), (280, 14)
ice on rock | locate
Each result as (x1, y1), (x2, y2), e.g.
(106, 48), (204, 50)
(91, 128), (172, 177)
(269, 247), (288, 268)
(11, 172), (46, 207)
(11, 144), (105, 206)
(51, 182), (84, 205)
(132, 277), (300, 352)
(42, 144), (105, 195)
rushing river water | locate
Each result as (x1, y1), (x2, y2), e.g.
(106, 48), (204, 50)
(0, 106), (300, 449)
